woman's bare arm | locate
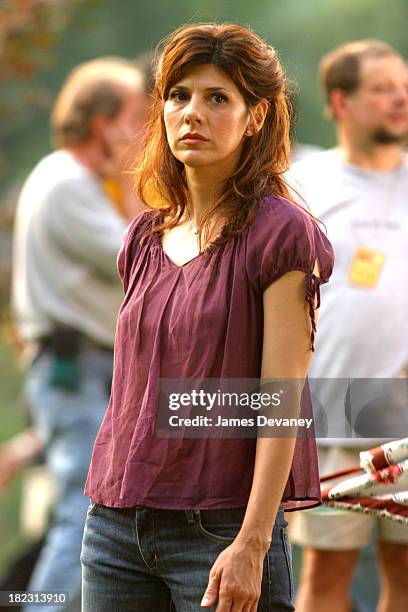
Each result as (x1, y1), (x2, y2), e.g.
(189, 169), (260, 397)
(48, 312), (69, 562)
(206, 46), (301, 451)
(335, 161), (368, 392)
(236, 269), (315, 549)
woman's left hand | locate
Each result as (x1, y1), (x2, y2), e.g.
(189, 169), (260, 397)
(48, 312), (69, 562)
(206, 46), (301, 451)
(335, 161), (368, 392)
(201, 538), (267, 611)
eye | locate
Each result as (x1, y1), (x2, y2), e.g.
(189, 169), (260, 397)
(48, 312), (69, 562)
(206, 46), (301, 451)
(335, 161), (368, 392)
(371, 83), (393, 94)
(211, 92), (228, 104)
(169, 90), (189, 102)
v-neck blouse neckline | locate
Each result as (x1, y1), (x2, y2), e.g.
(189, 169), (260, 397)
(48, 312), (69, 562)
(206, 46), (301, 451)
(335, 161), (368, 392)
(160, 248), (205, 269)
(152, 209), (231, 270)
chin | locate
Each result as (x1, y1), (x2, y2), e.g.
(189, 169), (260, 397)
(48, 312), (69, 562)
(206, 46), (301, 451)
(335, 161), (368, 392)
(177, 153), (217, 168)
(372, 126), (408, 145)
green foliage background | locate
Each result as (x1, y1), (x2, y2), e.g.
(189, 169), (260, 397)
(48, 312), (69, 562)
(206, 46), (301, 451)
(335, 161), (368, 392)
(2, 0), (408, 193)
(0, 342), (26, 578)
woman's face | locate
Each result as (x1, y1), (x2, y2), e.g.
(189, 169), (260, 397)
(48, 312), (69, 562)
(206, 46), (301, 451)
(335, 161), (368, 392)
(163, 63), (250, 175)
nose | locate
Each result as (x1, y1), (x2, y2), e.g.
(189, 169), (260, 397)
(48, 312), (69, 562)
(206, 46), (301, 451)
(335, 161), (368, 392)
(393, 86), (408, 105)
(184, 94), (204, 124)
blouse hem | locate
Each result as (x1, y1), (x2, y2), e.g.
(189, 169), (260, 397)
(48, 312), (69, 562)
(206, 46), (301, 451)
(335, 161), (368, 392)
(85, 492), (321, 512)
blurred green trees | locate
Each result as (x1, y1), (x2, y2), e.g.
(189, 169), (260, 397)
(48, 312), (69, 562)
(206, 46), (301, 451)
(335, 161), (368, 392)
(1, 0), (408, 193)
(0, 1), (97, 173)
(0, 0), (91, 85)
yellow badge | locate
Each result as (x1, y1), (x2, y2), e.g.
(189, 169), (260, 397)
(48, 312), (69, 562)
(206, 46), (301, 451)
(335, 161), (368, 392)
(348, 246), (385, 288)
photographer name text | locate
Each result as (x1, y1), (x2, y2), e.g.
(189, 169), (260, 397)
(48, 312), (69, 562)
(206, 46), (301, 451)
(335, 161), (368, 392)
(168, 415), (313, 428)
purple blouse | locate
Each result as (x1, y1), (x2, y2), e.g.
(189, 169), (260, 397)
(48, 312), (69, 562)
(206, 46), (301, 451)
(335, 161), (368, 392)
(85, 195), (334, 511)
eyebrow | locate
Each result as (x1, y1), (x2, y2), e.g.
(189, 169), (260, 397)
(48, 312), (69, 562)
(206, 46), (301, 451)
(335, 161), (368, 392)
(170, 85), (230, 93)
(368, 78), (408, 86)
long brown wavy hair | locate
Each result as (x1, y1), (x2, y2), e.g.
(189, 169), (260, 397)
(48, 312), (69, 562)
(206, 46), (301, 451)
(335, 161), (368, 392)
(136, 23), (293, 247)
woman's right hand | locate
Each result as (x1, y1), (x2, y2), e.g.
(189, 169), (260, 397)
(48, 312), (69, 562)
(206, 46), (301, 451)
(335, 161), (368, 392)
(201, 537), (267, 611)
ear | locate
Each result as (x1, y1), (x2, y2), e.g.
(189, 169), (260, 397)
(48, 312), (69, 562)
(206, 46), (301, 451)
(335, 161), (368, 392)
(329, 89), (352, 122)
(246, 100), (269, 135)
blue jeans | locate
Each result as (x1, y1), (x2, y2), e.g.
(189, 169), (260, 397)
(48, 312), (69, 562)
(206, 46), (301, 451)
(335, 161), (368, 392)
(22, 348), (113, 612)
(81, 503), (295, 611)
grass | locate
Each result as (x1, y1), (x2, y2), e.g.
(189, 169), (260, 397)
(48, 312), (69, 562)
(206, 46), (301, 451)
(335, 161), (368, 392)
(0, 336), (32, 579)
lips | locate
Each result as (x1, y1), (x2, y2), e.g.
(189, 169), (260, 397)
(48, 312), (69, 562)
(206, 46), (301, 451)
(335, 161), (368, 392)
(389, 114), (408, 122)
(180, 132), (208, 141)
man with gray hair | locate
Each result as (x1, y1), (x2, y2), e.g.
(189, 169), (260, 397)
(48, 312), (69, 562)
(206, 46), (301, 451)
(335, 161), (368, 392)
(289, 40), (408, 612)
(12, 57), (147, 611)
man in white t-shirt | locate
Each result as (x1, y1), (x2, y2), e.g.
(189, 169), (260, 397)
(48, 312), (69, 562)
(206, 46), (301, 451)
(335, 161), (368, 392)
(289, 40), (408, 612)
(12, 58), (147, 611)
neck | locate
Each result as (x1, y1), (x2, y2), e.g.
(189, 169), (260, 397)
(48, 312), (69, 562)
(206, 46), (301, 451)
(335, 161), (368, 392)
(65, 143), (104, 178)
(184, 155), (239, 223)
(337, 128), (404, 172)
(184, 170), (219, 223)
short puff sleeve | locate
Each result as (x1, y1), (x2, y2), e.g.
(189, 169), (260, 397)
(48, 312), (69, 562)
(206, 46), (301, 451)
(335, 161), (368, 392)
(246, 196), (334, 351)
(117, 211), (153, 292)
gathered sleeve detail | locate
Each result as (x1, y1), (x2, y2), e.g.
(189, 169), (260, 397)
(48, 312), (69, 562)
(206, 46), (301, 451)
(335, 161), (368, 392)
(117, 211), (155, 292)
(246, 196), (334, 351)
(305, 272), (322, 352)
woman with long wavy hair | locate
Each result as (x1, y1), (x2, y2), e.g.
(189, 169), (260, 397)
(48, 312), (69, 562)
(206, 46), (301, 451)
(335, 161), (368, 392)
(81, 23), (334, 611)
